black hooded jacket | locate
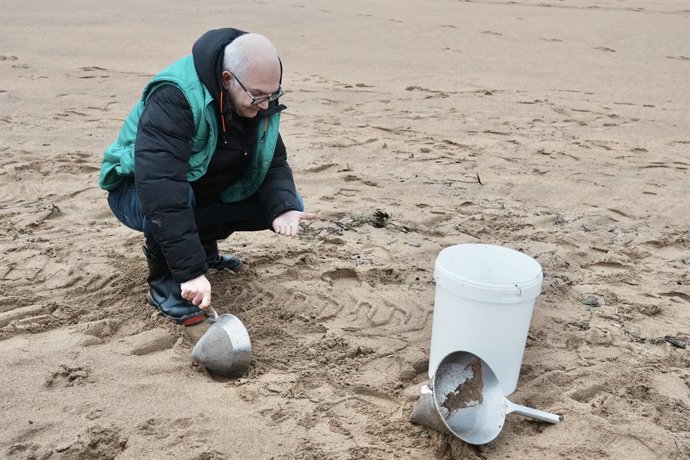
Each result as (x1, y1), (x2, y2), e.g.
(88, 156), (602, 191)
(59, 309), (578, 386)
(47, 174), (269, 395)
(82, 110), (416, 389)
(134, 28), (298, 282)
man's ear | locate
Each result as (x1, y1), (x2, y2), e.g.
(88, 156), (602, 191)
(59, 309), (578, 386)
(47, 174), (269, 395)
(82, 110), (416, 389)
(221, 71), (233, 88)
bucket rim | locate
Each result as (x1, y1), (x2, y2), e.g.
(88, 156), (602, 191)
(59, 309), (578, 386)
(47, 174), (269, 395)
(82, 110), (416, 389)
(434, 267), (543, 290)
(434, 243), (543, 292)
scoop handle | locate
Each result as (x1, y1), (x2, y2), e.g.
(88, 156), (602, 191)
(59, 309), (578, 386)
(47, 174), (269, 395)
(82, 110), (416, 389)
(507, 401), (563, 424)
(206, 305), (219, 322)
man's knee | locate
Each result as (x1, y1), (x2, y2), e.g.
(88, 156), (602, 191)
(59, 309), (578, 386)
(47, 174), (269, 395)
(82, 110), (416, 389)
(107, 179), (146, 232)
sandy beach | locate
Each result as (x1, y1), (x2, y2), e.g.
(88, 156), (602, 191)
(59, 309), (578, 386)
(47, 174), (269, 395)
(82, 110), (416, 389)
(1, 0), (689, 458)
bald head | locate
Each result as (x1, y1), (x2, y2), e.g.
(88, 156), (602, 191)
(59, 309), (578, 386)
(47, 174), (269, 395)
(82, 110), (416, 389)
(223, 33), (280, 80)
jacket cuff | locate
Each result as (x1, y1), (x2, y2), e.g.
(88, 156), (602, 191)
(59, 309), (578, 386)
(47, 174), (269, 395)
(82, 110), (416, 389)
(266, 200), (299, 226)
(171, 261), (208, 284)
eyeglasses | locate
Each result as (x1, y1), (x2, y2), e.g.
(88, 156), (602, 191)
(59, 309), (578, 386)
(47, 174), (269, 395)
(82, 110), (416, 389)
(233, 74), (283, 106)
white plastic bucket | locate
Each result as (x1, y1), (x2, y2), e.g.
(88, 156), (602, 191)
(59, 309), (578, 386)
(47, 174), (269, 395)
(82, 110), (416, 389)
(428, 244), (543, 396)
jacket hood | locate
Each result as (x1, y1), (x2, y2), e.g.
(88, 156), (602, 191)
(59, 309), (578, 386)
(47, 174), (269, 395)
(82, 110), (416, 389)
(192, 28), (247, 106)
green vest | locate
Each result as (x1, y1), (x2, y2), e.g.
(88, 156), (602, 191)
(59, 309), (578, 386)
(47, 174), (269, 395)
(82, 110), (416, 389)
(98, 54), (280, 202)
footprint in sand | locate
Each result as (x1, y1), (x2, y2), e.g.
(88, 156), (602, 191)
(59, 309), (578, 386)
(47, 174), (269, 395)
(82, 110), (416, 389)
(258, 406), (292, 426)
(304, 162), (337, 173)
(343, 174), (379, 188)
(44, 364), (92, 388)
(0, 304), (54, 329)
(77, 65), (111, 79)
(120, 328), (178, 356)
(658, 291), (690, 304)
(569, 382), (609, 404)
(334, 188), (360, 198)
(57, 425), (127, 458)
(77, 318), (120, 339)
(5, 442), (46, 459)
(137, 416), (208, 440)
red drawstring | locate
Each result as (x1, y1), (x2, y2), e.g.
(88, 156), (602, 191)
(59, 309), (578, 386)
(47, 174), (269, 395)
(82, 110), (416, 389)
(220, 90), (227, 133)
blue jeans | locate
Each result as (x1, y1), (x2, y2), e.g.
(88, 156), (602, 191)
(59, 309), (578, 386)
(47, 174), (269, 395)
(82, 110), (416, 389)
(107, 179), (304, 240)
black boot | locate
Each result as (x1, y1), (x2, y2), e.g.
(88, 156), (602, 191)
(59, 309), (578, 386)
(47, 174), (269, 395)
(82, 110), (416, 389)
(201, 240), (243, 272)
(142, 245), (205, 326)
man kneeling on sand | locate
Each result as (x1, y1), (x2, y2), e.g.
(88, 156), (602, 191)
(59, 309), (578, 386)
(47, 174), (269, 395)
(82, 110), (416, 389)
(98, 28), (316, 326)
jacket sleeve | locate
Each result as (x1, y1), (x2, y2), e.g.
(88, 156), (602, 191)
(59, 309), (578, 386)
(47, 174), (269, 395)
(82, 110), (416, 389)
(255, 133), (301, 224)
(134, 84), (207, 282)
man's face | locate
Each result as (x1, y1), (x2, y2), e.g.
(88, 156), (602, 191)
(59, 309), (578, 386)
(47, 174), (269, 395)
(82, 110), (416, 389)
(222, 65), (281, 119)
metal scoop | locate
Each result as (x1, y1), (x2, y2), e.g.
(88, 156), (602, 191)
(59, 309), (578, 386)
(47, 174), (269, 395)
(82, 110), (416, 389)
(191, 306), (252, 377)
(411, 351), (562, 444)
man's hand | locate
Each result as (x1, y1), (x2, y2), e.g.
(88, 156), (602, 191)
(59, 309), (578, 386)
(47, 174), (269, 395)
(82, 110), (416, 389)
(180, 274), (212, 309)
(272, 210), (318, 236)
